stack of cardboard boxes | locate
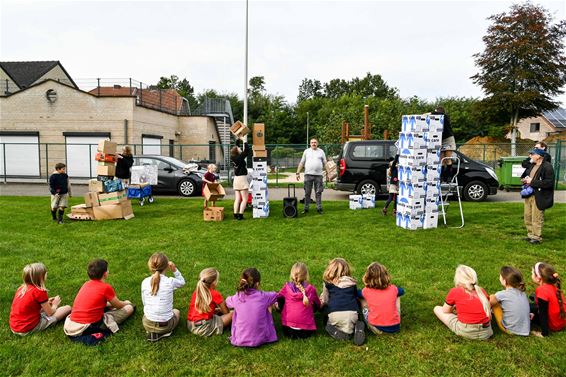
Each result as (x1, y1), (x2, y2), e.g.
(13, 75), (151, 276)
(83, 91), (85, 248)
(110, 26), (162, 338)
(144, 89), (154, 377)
(348, 194), (376, 210)
(68, 140), (134, 221)
(203, 183), (226, 221)
(251, 123), (269, 218)
(396, 114), (443, 230)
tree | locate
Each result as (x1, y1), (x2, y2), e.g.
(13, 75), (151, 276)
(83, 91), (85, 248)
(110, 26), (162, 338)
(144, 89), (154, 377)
(156, 75), (197, 112)
(297, 78), (323, 102)
(471, 3), (566, 155)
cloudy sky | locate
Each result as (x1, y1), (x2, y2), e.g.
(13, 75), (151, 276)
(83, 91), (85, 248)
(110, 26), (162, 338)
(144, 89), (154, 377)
(1, 0), (565, 105)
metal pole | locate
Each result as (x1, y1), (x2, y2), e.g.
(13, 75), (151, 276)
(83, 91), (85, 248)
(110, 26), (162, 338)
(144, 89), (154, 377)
(2, 143), (6, 183)
(45, 143), (49, 183)
(243, 0), (248, 128)
(306, 111), (309, 147)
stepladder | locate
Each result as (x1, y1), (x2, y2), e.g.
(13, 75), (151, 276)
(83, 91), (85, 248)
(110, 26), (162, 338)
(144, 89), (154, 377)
(439, 156), (465, 228)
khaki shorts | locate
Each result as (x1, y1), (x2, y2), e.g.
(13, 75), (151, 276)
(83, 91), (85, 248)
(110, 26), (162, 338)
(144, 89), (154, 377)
(445, 313), (493, 340)
(103, 307), (131, 326)
(233, 175), (249, 191)
(51, 194), (69, 209)
(12, 313), (57, 336)
(328, 311), (358, 335)
(142, 315), (179, 334)
(441, 136), (456, 152)
(187, 315), (224, 337)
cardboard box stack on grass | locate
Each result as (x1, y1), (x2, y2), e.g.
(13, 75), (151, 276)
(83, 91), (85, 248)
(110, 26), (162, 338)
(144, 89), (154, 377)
(251, 123), (269, 218)
(68, 140), (134, 221)
(396, 114), (443, 230)
(203, 183), (226, 222)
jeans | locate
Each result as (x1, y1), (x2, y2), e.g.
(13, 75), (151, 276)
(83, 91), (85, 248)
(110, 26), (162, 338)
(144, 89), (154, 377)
(304, 174), (324, 210)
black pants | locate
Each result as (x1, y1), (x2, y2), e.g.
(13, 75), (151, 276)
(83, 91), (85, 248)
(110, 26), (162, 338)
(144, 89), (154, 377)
(282, 326), (316, 339)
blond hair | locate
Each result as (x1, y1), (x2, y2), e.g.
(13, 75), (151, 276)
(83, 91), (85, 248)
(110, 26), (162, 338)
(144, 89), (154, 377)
(195, 268), (219, 314)
(290, 262), (310, 306)
(147, 253), (169, 296)
(363, 262), (391, 289)
(207, 164), (217, 172)
(454, 265), (490, 318)
(323, 258), (352, 284)
(19, 263), (47, 297)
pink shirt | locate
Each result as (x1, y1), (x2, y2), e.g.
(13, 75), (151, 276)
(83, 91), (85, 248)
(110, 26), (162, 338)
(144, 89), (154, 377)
(278, 282), (320, 330)
(362, 285), (402, 327)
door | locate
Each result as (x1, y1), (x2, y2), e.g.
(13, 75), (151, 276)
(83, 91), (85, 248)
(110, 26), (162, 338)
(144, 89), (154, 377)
(209, 141), (216, 162)
(142, 137), (161, 155)
(0, 134), (40, 176)
(65, 136), (102, 178)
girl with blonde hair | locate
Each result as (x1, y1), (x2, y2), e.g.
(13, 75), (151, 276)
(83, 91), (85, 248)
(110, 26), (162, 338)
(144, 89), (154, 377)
(187, 268), (232, 336)
(433, 265), (493, 340)
(10, 262), (71, 335)
(277, 262), (321, 339)
(141, 253), (185, 342)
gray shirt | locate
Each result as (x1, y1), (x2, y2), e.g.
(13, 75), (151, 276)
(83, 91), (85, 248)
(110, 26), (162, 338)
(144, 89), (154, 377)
(300, 148), (327, 176)
(494, 288), (530, 336)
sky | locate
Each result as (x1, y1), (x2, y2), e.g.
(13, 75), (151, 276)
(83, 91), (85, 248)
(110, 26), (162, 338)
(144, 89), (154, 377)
(1, 0), (565, 106)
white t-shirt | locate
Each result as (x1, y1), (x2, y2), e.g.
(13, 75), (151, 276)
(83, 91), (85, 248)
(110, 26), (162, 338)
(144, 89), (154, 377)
(300, 148), (327, 176)
(141, 270), (185, 322)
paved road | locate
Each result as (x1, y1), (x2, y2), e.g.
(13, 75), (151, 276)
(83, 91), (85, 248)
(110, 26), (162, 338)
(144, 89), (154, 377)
(1, 181), (565, 203)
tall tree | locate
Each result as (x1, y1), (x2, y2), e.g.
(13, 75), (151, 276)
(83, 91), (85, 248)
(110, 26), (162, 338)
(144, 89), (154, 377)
(156, 75), (198, 112)
(471, 3), (566, 155)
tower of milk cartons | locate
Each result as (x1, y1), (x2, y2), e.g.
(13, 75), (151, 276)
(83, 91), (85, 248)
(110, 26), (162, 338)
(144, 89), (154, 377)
(396, 114), (443, 230)
(251, 123), (269, 218)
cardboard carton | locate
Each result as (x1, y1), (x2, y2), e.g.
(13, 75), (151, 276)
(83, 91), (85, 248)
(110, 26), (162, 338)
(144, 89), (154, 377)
(396, 197), (425, 215)
(98, 190), (127, 206)
(203, 207), (224, 222)
(93, 200), (134, 220)
(131, 165), (158, 185)
(71, 204), (95, 218)
(230, 121), (250, 137)
(398, 165), (426, 184)
(253, 147), (267, 159)
(252, 203), (269, 218)
(362, 195), (376, 209)
(84, 192), (100, 207)
(95, 152), (117, 163)
(423, 212), (439, 229)
(96, 165), (116, 177)
(427, 148), (441, 165)
(67, 213), (93, 221)
(89, 179), (104, 193)
(399, 182), (427, 200)
(396, 212), (424, 230)
(97, 140), (117, 155)
(252, 123), (265, 146)
(428, 115), (444, 133)
(97, 161), (116, 167)
(349, 195), (364, 210)
(424, 131), (442, 149)
(326, 160), (337, 181)
(203, 183), (226, 201)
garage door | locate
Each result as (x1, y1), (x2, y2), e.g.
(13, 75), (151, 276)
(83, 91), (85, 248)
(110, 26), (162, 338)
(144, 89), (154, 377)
(65, 136), (104, 178)
(142, 136), (162, 155)
(0, 134), (40, 176)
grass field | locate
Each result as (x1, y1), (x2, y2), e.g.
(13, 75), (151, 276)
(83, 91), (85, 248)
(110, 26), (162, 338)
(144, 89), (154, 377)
(0, 196), (565, 377)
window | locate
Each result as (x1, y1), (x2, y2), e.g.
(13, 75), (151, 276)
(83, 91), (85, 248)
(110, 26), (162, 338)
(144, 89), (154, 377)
(530, 123), (540, 133)
(352, 144), (384, 159)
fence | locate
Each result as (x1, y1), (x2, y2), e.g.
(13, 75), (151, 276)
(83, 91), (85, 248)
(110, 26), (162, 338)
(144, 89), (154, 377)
(0, 142), (564, 186)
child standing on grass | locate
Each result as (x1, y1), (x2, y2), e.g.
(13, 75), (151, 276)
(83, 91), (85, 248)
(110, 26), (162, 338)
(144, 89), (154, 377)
(433, 265), (493, 340)
(187, 268), (233, 336)
(225, 267), (278, 347)
(489, 266), (530, 336)
(320, 258), (366, 345)
(530, 262), (565, 337)
(141, 253), (185, 342)
(277, 262), (321, 339)
(202, 164), (218, 208)
(10, 263), (71, 335)
(382, 155), (399, 216)
(360, 262), (405, 334)
(64, 259), (134, 345)
(49, 162), (71, 224)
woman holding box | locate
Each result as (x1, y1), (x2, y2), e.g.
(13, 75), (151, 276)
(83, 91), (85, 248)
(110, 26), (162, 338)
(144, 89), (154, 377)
(231, 138), (250, 220)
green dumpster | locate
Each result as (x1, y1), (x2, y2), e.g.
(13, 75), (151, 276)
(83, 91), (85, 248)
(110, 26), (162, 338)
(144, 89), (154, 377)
(499, 156), (527, 190)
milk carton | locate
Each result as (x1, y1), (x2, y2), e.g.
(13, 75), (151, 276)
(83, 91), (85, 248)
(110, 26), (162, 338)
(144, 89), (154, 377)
(349, 195), (364, 210)
(423, 212), (439, 229)
(428, 115), (444, 133)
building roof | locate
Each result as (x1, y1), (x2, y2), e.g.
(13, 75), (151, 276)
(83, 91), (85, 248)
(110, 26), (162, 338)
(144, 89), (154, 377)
(89, 86), (186, 114)
(543, 108), (566, 129)
(0, 61), (66, 89)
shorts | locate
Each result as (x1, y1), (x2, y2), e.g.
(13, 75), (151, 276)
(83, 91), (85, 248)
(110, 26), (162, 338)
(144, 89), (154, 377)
(441, 136), (456, 152)
(12, 313), (57, 336)
(445, 313), (493, 340)
(142, 315), (179, 334)
(362, 308), (399, 334)
(103, 307), (131, 326)
(327, 311), (358, 335)
(187, 315), (224, 337)
(51, 193), (69, 209)
(233, 175), (249, 191)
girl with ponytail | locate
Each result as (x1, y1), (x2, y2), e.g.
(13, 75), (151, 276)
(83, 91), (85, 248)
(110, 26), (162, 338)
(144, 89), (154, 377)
(433, 265), (493, 340)
(277, 262), (321, 339)
(531, 262), (566, 336)
(141, 253), (185, 342)
(489, 266), (530, 336)
(187, 268), (232, 336)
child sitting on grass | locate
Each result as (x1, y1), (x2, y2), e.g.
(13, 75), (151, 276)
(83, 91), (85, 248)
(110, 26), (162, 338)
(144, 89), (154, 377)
(530, 262), (565, 337)
(277, 262), (321, 339)
(64, 259), (134, 345)
(49, 162), (71, 224)
(360, 262), (404, 334)
(187, 268), (232, 336)
(226, 267), (278, 347)
(10, 262), (71, 335)
(489, 266), (530, 336)
(141, 253), (185, 342)
(202, 164), (218, 208)
(433, 265), (492, 340)
(320, 258), (366, 345)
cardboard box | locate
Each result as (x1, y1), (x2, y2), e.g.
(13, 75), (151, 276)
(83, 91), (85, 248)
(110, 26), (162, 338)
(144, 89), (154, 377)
(252, 176), (268, 191)
(401, 115), (416, 133)
(93, 200), (134, 220)
(425, 165), (441, 182)
(399, 152), (427, 168)
(414, 115), (429, 133)
(399, 182), (426, 200)
(398, 165), (426, 184)
(89, 179), (104, 193)
(95, 152), (117, 163)
(71, 204), (95, 218)
(396, 212), (424, 230)
(97, 161), (116, 167)
(396, 197), (425, 215)
(98, 190), (127, 206)
(428, 115), (444, 133)
(427, 148), (441, 165)
(67, 213), (93, 221)
(252, 161), (268, 176)
(363, 195), (376, 209)
(424, 131), (442, 149)
(425, 182), (441, 199)
(203, 207), (224, 222)
(203, 183), (226, 201)
(252, 203), (269, 218)
(97, 140), (117, 155)
(84, 192), (100, 207)
(423, 212), (439, 229)
(349, 195), (364, 210)
(252, 123), (265, 146)
(253, 147), (267, 159)
(96, 164), (116, 177)
(425, 197), (440, 213)
(131, 165), (158, 185)
(230, 121), (250, 137)
(399, 132), (426, 151)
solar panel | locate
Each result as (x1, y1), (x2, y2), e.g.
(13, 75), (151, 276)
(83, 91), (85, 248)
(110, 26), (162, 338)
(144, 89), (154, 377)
(544, 108), (566, 128)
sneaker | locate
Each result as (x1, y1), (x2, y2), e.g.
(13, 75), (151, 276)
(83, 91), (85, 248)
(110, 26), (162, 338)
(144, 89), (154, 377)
(301, 209), (309, 215)
(382, 208), (387, 216)
(529, 239), (541, 245)
(317, 208), (323, 214)
(325, 323), (350, 341)
(522, 237), (532, 242)
(58, 220), (64, 224)
(147, 331), (172, 342)
(353, 320), (366, 346)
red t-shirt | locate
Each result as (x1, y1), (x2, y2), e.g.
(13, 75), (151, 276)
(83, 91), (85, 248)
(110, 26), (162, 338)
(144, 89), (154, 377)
(536, 283), (566, 332)
(9, 285), (49, 333)
(445, 286), (490, 324)
(362, 285), (402, 326)
(70, 280), (116, 324)
(187, 288), (223, 321)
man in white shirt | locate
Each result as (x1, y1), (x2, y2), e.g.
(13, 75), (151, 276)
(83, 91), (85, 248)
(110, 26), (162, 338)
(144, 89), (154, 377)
(296, 138), (329, 214)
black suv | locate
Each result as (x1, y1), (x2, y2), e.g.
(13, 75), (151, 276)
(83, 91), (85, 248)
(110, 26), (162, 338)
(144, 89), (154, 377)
(335, 140), (499, 201)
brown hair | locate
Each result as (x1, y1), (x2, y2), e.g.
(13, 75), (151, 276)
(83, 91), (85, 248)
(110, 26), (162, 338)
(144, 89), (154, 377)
(231, 146), (241, 158)
(500, 266), (525, 291)
(147, 253), (169, 295)
(322, 258), (352, 284)
(195, 268), (219, 313)
(55, 162), (66, 170)
(87, 259), (108, 280)
(237, 268), (261, 292)
(535, 141), (547, 151)
(122, 146), (133, 157)
(535, 262), (565, 319)
(363, 262), (391, 290)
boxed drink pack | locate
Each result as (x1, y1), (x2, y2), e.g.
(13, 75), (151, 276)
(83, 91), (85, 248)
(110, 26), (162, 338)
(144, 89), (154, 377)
(252, 123), (265, 146)
(253, 203), (270, 218)
(424, 131), (442, 149)
(427, 148), (441, 165)
(252, 161), (268, 176)
(425, 165), (441, 183)
(396, 212), (424, 230)
(203, 207), (224, 222)
(428, 115), (444, 133)
(93, 200), (134, 220)
(349, 195), (364, 210)
(89, 179), (104, 193)
(98, 190), (127, 206)
(423, 212), (439, 229)
(399, 182), (426, 200)
(396, 197), (425, 215)
(104, 178), (124, 193)
(363, 195), (376, 209)
(131, 165), (158, 185)
(230, 121), (250, 137)
(398, 149), (427, 167)
(96, 165), (116, 177)
(203, 183), (226, 201)
(97, 140), (117, 155)
(398, 165), (426, 184)
(84, 192), (100, 207)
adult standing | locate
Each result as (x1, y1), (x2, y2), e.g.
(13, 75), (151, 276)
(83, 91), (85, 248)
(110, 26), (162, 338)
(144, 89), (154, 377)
(296, 138), (329, 214)
(432, 106), (456, 182)
(115, 146), (134, 185)
(520, 148), (555, 244)
(522, 141), (551, 169)
(231, 138), (250, 220)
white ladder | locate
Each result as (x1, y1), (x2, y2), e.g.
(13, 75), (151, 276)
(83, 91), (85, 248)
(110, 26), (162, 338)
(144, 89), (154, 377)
(439, 156), (464, 228)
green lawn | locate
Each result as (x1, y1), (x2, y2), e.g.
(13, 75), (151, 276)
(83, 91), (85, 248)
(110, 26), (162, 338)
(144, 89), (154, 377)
(0, 196), (565, 377)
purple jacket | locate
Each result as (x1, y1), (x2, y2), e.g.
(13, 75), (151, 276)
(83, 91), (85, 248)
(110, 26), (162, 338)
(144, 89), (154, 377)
(226, 289), (278, 347)
(278, 282), (320, 330)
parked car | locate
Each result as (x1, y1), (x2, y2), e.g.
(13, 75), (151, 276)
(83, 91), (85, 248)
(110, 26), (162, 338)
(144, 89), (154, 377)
(133, 155), (203, 197)
(335, 140), (499, 201)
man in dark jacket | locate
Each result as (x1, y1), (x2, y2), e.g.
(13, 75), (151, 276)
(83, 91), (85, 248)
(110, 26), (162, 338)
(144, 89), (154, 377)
(520, 148), (555, 244)
(521, 141), (551, 169)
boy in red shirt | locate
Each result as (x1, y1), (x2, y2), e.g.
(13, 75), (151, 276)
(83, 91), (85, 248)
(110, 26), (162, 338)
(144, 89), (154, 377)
(64, 259), (134, 344)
